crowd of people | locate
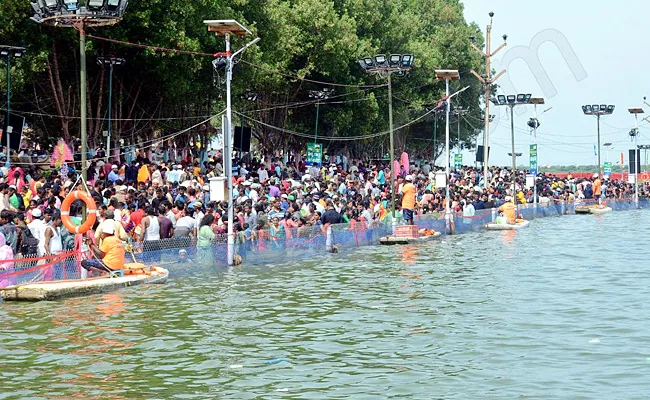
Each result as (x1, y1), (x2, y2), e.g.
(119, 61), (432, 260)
(0, 146), (646, 269)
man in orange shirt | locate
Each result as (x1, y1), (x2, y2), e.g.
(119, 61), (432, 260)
(401, 175), (417, 225)
(498, 195), (517, 224)
(81, 223), (125, 274)
(593, 174), (602, 200)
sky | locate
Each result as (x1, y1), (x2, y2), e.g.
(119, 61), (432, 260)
(459, 0), (650, 167)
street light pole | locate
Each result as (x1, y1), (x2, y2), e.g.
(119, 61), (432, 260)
(470, 12), (507, 188)
(435, 69), (468, 234)
(98, 57), (125, 163)
(582, 104), (615, 178)
(628, 107), (644, 207)
(1, 46), (26, 163)
(359, 54), (414, 231)
(492, 94), (533, 208)
(205, 20), (260, 266)
(308, 88), (333, 147)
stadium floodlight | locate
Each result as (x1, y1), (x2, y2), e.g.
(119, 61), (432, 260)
(389, 54), (401, 67)
(607, 105), (615, 114)
(582, 103), (615, 177)
(88, 0), (105, 9)
(374, 54), (387, 67)
(506, 95), (516, 104)
(497, 94), (506, 105)
(401, 54), (414, 67)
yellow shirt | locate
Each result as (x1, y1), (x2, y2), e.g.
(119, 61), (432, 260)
(499, 202), (516, 223)
(100, 236), (125, 270)
(401, 183), (416, 210)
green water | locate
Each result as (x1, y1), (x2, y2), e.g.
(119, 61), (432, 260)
(2, 210), (650, 399)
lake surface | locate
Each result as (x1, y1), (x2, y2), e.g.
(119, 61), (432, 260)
(2, 209), (650, 399)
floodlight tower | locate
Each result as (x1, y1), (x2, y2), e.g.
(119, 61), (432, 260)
(31, 0), (129, 183)
(97, 56), (125, 162)
(581, 104), (615, 177)
(491, 93), (533, 205)
(358, 54), (414, 230)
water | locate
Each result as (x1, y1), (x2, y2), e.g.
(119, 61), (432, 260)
(2, 210), (650, 399)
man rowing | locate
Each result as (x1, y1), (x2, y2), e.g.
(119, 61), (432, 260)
(81, 223), (125, 275)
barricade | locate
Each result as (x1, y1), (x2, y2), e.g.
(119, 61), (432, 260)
(0, 198), (646, 287)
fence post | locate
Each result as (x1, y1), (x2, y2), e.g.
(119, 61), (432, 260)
(491, 207), (497, 222)
(325, 225), (333, 251)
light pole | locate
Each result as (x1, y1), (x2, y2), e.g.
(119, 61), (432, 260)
(31, 0), (129, 184)
(527, 97), (550, 210)
(359, 54), (414, 230)
(309, 88), (333, 144)
(628, 107), (644, 207)
(603, 142), (613, 162)
(581, 104), (615, 178)
(470, 11), (507, 188)
(204, 20), (260, 266)
(97, 56), (125, 163)
(491, 94), (532, 206)
(638, 144), (650, 177)
(435, 70), (469, 234)
(0, 46), (25, 161)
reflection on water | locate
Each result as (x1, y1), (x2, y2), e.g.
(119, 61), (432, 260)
(2, 211), (650, 398)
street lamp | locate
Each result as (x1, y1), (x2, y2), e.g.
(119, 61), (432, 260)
(507, 152), (523, 157)
(0, 45), (25, 160)
(435, 69), (468, 234)
(603, 142), (613, 162)
(638, 144), (650, 176)
(491, 93), (532, 205)
(628, 107), (644, 206)
(97, 56), (125, 163)
(31, 0), (129, 183)
(204, 19), (260, 266)
(308, 88), (333, 144)
(527, 97), (550, 211)
(359, 53), (414, 231)
(582, 103), (615, 178)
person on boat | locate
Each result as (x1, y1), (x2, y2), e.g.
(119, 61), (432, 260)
(498, 196), (517, 224)
(593, 174), (602, 201)
(81, 223), (125, 274)
(400, 175), (416, 225)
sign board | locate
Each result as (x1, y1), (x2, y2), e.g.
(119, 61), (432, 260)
(603, 162), (612, 176)
(306, 142), (322, 166)
(529, 144), (538, 175)
(454, 153), (462, 169)
(525, 174), (535, 189)
(434, 171), (446, 188)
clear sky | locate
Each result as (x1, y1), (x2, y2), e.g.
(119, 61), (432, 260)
(460, 0), (650, 167)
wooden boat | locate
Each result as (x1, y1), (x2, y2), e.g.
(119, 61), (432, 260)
(485, 220), (530, 230)
(380, 231), (441, 245)
(0, 267), (168, 301)
(575, 205), (612, 215)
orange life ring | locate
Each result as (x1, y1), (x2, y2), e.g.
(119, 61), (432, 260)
(61, 190), (97, 234)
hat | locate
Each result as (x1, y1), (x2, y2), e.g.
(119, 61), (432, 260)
(281, 193), (288, 199)
(287, 195), (295, 201)
(111, 164), (118, 170)
(405, 175), (413, 181)
(63, 181), (72, 188)
(102, 222), (115, 235)
(175, 164), (182, 169)
(504, 195), (512, 202)
(119, 185), (127, 192)
(313, 194), (320, 200)
(243, 181), (252, 186)
(8, 185), (16, 190)
(32, 208), (42, 218)
(193, 202), (203, 208)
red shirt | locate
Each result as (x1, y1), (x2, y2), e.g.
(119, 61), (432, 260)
(130, 209), (145, 227)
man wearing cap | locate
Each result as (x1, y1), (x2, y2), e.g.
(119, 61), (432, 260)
(108, 164), (120, 183)
(27, 208), (46, 248)
(499, 196), (517, 224)
(400, 175), (417, 225)
(82, 223), (125, 274)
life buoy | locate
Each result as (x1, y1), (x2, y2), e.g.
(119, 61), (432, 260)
(61, 190), (97, 234)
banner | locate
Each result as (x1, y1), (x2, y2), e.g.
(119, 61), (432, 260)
(529, 144), (538, 175)
(306, 143), (322, 166)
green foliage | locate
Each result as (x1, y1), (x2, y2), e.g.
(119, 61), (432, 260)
(0, 0), (486, 158)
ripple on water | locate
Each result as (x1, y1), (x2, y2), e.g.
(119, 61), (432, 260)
(2, 211), (650, 398)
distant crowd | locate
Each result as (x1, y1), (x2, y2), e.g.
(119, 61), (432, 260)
(0, 145), (645, 265)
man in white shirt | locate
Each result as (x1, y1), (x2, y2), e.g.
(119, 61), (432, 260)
(27, 208), (46, 244)
(257, 166), (269, 183)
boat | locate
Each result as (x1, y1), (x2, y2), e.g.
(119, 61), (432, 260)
(0, 267), (169, 302)
(380, 231), (441, 245)
(485, 220), (530, 230)
(575, 205), (612, 215)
